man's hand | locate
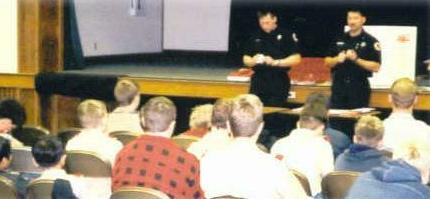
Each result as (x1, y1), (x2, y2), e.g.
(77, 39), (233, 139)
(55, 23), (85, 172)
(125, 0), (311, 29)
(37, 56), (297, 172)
(337, 51), (347, 63)
(264, 56), (275, 65)
(346, 49), (358, 61)
(253, 54), (265, 64)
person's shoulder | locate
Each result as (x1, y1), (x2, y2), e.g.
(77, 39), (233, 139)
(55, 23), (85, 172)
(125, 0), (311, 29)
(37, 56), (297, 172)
(362, 31), (379, 42)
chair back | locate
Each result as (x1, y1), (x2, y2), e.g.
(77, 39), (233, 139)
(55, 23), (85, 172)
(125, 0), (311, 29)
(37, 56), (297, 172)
(321, 171), (360, 199)
(291, 169), (312, 197)
(65, 150), (112, 177)
(10, 147), (43, 173)
(110, 187), (170, 199)
(172, 135), (199, 149)
(56, 127), (81, 145)
(0, 175), (17, 199)
(109, 131), (140, 145)
(26, 179), (54, 199)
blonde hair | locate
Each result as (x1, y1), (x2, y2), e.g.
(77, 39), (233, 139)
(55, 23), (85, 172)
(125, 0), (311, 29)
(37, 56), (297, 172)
(77, 99), (108, 129)
(211, 98), (232, 129)
(229, 94), (263, 137)
(189, 104), (213, 129)
(393, 136), (430, 183)
(390, 78), (417, 109)
(354, 115), (384, 141)
(140, 97), (176, 133)
(114, 80), (139, 106)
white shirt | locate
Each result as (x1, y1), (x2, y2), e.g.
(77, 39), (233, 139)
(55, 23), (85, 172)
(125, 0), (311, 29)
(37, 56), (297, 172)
(200, 137), (308, 199)
(187, 128), (232, 159)
(271, 128), (334, 196)
(65, 128), (123, 164)
(383, 112), (430, 151)
(37, 168), (86, 198)
(105, 109), (143, 134)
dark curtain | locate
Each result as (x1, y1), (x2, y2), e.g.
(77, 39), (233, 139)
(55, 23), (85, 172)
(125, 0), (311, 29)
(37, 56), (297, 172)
(64, 0), (85, 69)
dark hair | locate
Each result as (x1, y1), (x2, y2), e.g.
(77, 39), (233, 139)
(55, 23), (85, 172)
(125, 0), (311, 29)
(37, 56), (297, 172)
(32, 136), (64, 168)
(347, 8), (366, 16)
(0, 98), (26, 127)
(0, 137), (11, 162)
(257, 9), (277, 19)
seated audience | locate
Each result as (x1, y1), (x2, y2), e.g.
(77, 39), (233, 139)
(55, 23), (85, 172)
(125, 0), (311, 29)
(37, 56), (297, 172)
(0, 99), (24, 147)
(335, 115), (388, 172)
(346, 136), (430, 198)
(112, 97), (203, 198)
(188, 98), (233, 159)
(0, 137), (37, 198)
(32, 136), (85, 198)
(181, 104), (213, 138)
(303, 92), (351, 158)
(66, 99), (122, 164)
(106, 79), (143, 134)
(383, 78), (430, 151)
(271, 103), (334, 196)
(201, 94), (307, 199)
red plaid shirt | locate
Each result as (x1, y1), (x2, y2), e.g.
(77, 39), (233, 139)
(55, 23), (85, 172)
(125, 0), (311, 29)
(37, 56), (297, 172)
(112, 135), (203, 199)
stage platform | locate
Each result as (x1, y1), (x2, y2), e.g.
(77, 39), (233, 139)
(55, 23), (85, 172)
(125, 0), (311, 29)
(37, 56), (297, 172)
(59, 63), (430, 110)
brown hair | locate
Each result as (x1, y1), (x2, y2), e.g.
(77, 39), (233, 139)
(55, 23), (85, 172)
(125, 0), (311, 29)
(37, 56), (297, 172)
(211, 98), (232, 129)
(114, 79), (139, 106)
(140, 97), (176, 132)
(299, 103), (328, 130)
(229, 95), (263, 137)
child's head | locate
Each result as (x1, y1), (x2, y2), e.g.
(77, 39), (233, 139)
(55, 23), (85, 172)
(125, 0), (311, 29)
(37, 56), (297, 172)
(32, 136), (65, 168)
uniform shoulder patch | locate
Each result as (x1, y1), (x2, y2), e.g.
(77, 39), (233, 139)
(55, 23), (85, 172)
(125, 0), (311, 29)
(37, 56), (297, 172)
(374, 42), (381, 51)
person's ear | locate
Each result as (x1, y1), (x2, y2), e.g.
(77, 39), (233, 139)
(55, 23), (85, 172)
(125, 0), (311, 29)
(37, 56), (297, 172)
(388, 94), (393, 104)
(251, 122), (265, 143)
(166, 121), (176, 137)
(413, 96), (418, 105)
(59, 154), (66, 168)
(362, 16), (367, 24)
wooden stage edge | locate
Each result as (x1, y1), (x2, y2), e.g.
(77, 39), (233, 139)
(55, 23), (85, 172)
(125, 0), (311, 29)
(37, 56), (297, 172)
(1, 73), (430, 110)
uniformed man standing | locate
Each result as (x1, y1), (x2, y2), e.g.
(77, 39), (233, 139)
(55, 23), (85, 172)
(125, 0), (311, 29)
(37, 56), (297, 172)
(243, 10), (301, 107)
(325, 9), (381, 109)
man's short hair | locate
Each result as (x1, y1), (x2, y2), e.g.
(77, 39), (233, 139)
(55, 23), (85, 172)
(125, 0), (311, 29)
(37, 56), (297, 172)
(32, 136), (64, 168)
(0, 98), (26, 127)
(114, 79), (139, 106)
(305, 92), (330, 109)
(299, 103), (328, 129)
(257, 9), (277, 19)
(189, 104), (213, 129)
(229, 94), (263, 137)
(0, 137), (11, 161)
(211, 98), (232, 129)
(140, 97), (176, 132)
(354, 115), (384, 141)
(77, 99), (108, 129)
(390, 78), (417, 109)
(347, 8), (366, 16)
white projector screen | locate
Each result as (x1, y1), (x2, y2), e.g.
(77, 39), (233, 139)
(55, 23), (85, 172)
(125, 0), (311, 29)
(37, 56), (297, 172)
(346, 26), (417, 88)
(163, 0), (232, 51)
(75, 0), (163, 57)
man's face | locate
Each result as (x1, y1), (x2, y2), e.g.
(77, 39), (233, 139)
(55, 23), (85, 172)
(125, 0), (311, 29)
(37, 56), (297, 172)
(259, 15), (277, 33)
(347, 11), (366, 32)
(0, 118), (14, 133)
